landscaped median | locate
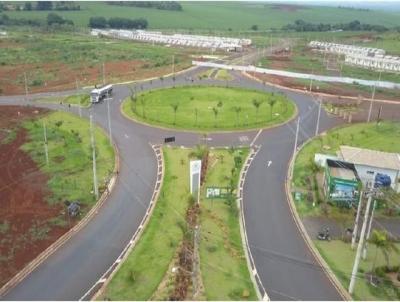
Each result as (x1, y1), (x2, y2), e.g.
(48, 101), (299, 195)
(98, 146), (256, 300)
(291, 121), (400, 300)
(122, 86), (296, 131)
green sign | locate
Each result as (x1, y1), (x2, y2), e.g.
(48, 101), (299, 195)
(206, 186), (230, 199)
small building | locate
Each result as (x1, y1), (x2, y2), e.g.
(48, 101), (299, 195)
(339, 146), (400, 192)
(324, 159), (361, 207)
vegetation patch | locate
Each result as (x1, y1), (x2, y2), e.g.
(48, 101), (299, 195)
(123, 86), (295, 131)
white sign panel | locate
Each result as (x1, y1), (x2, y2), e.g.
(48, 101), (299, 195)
(190, 160), (201, 202)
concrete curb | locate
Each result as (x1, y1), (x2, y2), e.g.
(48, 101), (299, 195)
(80, 144), (165, 301)
(243, 71), (400, 105)
(285, 138), (353, 301)
(237, 145), (269, 301)
(0, 140), (120, 298)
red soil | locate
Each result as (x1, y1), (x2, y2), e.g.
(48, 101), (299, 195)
(0, 106), (70, 288)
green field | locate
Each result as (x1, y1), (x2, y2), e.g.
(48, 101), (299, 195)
(22, 111), (115, 211)
(292, 121), (400, 216)
(199, 148), (257, 300)
(5, 2), (400, 30)
(122, 86), (296, 131)
(315, 240), (400, 300)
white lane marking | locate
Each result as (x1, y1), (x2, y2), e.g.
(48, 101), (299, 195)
(267, 160), (272, 167)
(124, 134), (129, 139)
(250, 129), (263, 147)
(239, 135), (249, 142)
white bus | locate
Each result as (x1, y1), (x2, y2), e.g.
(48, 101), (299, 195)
(90, 84), (113, 103)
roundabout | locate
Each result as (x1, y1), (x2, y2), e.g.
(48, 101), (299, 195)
(3, 65), (396, 301)
(122, 86), (296, 131)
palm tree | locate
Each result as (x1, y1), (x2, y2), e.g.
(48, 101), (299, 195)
(139, 97), (146, 117)
(233, 106), (242, 126)
(369, 230), (399, 271)
(252, 99), (263, 122)
(171, 102), (179, 125)
(212, 107), (218, 127)
(129, 87), (137, 112)
(194, 108), (198, 126)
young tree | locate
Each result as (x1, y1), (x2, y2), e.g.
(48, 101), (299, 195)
(212, 107), (218, 127)
(267, 98), (278, 120)
(369, 230), (399, 269)
(252, 99), (263, 122)
(129, 87), (137, 112)
(233, 106), (242, 126)
(194, 108), (198, 126)
(171, 103), (179, 125)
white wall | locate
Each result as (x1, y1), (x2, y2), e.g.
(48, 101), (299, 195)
(355, 164), (400, 192)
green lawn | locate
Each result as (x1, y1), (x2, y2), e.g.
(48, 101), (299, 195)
(22, 111), (115, 211)
(315, 240), (400, 300)
(199, 148), (257, 300)
(5, 2), (400, 30)
(100, 148), (191, 300)
(293, 121), (400, 216)
(38, 94), (91, 108)
(215, 69), (234, 81)
(122, 86), (296, 131)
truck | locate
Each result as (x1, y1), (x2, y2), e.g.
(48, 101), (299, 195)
(90, 84), (113, 103)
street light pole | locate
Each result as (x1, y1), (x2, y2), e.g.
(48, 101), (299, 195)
(367, 71), (381, 123)
(362, 199), (376, 260)
(106, 97), (112, 143)
(24, 72), (29, 99)
(293, 117), (300, 156)
(351, 191), (363, 249)
(43, 121), (49, 166)
(315, 98), (322, 136)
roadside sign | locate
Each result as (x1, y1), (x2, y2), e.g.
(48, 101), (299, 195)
(206, 186), (230, 199)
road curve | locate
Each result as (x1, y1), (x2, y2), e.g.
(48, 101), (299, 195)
(0, 67), (352, 300)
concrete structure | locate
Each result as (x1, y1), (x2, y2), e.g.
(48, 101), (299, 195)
(339, 146), (400, 192)
(91, 29), (251, 51)
(309, 41), (385, 57)
(345, 54), (400, 73)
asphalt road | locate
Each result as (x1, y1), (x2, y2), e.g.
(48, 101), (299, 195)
(1, 65), (398, 301)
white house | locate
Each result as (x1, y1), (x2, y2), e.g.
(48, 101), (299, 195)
(339, 146), (400, 192)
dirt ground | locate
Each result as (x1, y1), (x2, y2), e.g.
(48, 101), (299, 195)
(0, 60), (189, 95)
(0, 106), (71, 288)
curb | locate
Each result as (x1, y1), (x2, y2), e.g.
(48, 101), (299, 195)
(0, 140), (120, 298)
(285, 138), (353, 301)
(80, 144), (165, 301)
(243, 71), (400, 105)
(237, 145), (269, 301)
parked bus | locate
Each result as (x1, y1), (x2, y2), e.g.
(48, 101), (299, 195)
(90, 84), (113, 103)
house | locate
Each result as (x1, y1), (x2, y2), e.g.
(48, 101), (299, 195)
(323, 159), (361, 207)
(339, 146), (400, 192)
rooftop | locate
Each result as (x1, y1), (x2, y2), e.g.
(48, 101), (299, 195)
(340, 146), (400, 171)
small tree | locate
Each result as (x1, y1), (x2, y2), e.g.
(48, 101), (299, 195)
(129, 87), (137, 112)
(233, 106), (241, 126)
(252, 99), (263, 122)
(139, 97), (146, 117)
(194, 108), (198, 126)
(251, 24), (258, 31)
(212, 107), (218, 127)
(369, 230), (399, 270)
(171, 103), (179, 125)
(267, 98), (277, 120)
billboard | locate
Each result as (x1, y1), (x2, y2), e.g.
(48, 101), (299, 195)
(190, 160), (201, 202)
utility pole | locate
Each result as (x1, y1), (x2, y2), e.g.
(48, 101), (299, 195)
(309, 70), (314, 92)
(363, 199), (376, 260)
(367, 71), (381, 123)
(172, 54), (175, 75)
(43, 121), (49, 166)
(75, 78), (79, 91)
(106, 97), (112, 143)
(24, 72), (29, 99)
(349, 193), (373, 294)
(315, 98), (322, 136)
(293, 117), (300, 156)
(90, 114), (99, 199)
(102, 62), (106, 85)
(351, 192), (363, 249)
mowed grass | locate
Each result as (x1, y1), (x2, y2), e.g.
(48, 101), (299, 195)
(38, 94), (91, 108)
(199, 148), (257, 300)
(22, 111), (115, 210)
(123, 86), (295, 131)
(100, 148), (191, 300)
(292, 121), (400, 216)
(5, 2), (400, 30)
(215, 69), (234, 81)
(315, 240), (400, 300)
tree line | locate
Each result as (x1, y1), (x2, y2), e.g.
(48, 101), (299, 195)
(283, 19), (389, 32)
(89, 16), (148, 29)
(107, 1), (182, 11)
(0, 12), (73, 27)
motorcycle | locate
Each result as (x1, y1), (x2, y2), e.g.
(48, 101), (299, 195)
(317, 227), (331, 241)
